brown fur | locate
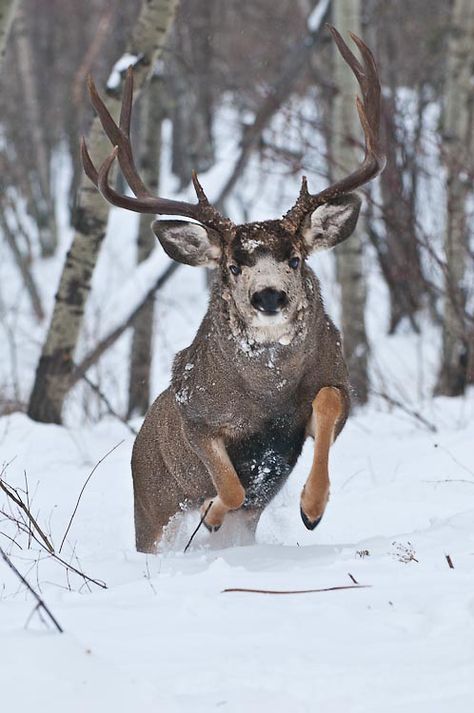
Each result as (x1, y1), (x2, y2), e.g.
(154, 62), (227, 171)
(131, 244), (350, 553)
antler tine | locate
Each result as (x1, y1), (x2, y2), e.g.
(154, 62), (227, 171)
(192, 170), (212, 205)
(97, 147), (157, 213)
(80, 136), (99, 186)
(87, 72), (148, 197)
(95, 146), (216, 218)
(284, 26), (386, 228)
(82, 70), (234, 234)
(87, 74), (121, 146)
(329, 25), (365, 85)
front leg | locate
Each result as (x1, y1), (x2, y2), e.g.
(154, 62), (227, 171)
(300, 386), (344, 530)
(190, 435), (245, 532)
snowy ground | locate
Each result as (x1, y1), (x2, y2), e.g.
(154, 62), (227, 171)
(1, 390), (473, 712)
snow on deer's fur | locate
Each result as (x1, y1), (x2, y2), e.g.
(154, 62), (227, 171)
(82, 26), (385, 552)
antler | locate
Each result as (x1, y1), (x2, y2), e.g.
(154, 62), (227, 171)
(81, 68), (234, 235)
(283, 25), (386, 229)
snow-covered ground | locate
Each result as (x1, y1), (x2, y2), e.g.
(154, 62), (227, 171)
(1, 386), (473, 711)
(1, 113), (473, 709)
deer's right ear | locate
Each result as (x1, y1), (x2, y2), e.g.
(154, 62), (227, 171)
(151, 220), (222, 268)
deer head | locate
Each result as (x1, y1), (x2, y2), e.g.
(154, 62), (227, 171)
(82, 26), (385, 339)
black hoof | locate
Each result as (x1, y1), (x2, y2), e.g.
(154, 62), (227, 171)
(300, 507), (322, 531)
(203, 520), (221, 533)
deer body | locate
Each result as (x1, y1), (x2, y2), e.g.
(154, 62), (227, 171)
(132, 262), (350, 550)
(82, 27), (385, 552)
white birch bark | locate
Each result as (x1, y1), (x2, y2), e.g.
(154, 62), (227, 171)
(436, 0), (474, 395)
(28, 0), (179, 424)
(331, 0), (369, 404)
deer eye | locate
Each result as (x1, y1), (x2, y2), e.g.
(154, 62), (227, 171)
(289, 256), (300, 269)
(229, 264), (241, 276)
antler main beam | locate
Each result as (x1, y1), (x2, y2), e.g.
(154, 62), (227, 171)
(81, 68), (234, 233)
(284, 25), (386, 228)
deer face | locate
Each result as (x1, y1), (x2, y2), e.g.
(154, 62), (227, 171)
(152, 194), (361, 340)
(222, 223), (304, 331)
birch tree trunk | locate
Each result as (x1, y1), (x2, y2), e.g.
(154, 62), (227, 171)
(0, 0), (18, 69)
(14, 0), (57, 256)
(127, 76), (164, 418)
(331, 0), (369, 404)
(28, 0), (178, 424)
(436, 0), (474, 396)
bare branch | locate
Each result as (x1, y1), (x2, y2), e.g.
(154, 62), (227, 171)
(0, 546), (63, 633)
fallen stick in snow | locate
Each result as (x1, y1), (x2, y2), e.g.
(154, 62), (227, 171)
(0, 546), (63, 633)
(183, 500), (213, 553)
(445, 554), (454, 569)
(222, 584), (371, 595)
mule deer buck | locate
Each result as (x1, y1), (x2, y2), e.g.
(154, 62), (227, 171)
(82, 26), (385, 553)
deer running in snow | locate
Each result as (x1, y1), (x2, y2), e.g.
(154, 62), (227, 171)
(82, 26), (385, 553)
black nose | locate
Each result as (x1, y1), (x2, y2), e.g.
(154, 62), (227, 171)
(251, 287), (288, 314)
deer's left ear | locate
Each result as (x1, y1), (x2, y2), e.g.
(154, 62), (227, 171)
(301, 193), (361, 253)
(152, 220), (222, 267)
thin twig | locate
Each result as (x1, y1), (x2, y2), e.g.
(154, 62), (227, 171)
(23, 471), (31, 549)
(0, 479), (53, 552)
(222, 584), (371, 595)
(423, 479), (474, 485)
(71, 262), (179, 386)
(0, 547), (63, 633)
(348, 573), (358, 584)
(1, 507), (107, 589)
(0, 530), (22, 550)
(184, 501), (213, 553)
(82, 376), (137, 436)
(59, 440), (124, 553)
(370, 389), (437, 433)
(445, 554), (454, 569)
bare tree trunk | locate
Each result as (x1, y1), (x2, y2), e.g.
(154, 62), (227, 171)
(436, 0), (474, 396)
(14, 0), (57, 256)
(331, 0), (369, 404)
(127, 76), (164, 418)
(168, 1), (215, 189)
(28, 0), (178, 424)
(376, 94), (425, 334)
(0, 0), (18, 68)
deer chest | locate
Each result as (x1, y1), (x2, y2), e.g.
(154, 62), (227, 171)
(227, 413), (307, 508)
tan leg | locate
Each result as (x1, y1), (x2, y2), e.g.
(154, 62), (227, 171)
(300, 386), (343, 530)
(194, 437), (245, 532)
